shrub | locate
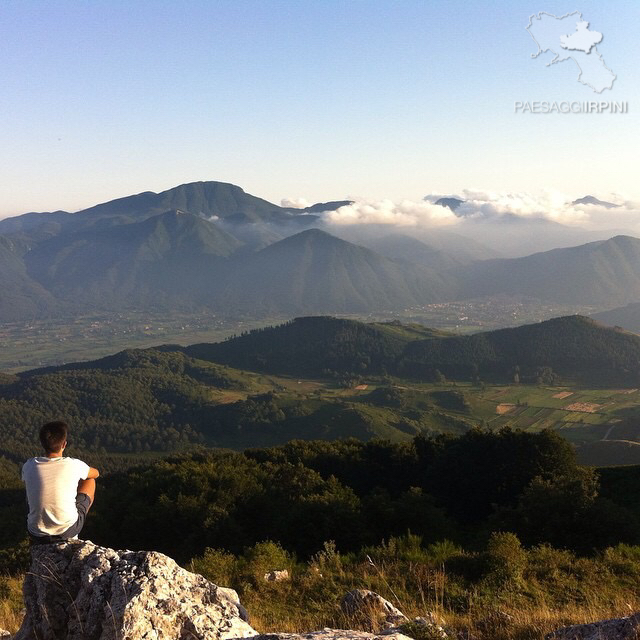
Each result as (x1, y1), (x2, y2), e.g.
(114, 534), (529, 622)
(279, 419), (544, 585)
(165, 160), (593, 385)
(189, 547), (237, 586)
(240, 541), (295, 585)
(484, 532), (527, 588)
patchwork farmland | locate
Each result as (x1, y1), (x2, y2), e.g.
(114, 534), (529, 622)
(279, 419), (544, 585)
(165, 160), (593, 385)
(466, 385), (640, 448)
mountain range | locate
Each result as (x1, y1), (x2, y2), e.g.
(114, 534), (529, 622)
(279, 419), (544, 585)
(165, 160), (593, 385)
(2, 180), (640, 321)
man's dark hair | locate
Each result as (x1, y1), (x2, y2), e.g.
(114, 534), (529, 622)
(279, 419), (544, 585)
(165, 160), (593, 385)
(39, 421), (68, 454)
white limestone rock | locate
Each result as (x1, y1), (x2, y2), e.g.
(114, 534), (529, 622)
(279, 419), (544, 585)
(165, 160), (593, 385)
(14, 539), (258, 640)
(545, 612), (640, 640)
(340, 589), (408, 628)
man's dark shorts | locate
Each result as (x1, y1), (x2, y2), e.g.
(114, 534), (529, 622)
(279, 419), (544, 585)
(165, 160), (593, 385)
(29, 493), (92, 545)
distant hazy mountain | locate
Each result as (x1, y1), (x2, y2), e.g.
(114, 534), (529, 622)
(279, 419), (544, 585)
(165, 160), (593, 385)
(452, 235), (640, 307)
(2, 180), (639, 322)
(295, 200), (352, 213)
(572, 195), (620, 209)
(219, 228), (451, 313)
(1, 182), (349, 238)
(25, 210), (242, 307)
(360, 233), (462, 269)
(77, 181), (293, 225)
(591, 303), (640, 333)
(328, 224), (500, 264)
(0, 210), (72, 234)
(0, 236), (57, 320)
(450, 214), (630, 258)
(434, 197), (465, 213)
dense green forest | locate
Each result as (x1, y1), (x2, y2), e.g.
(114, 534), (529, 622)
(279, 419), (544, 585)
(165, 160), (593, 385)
(0, 343), (478, 459)
(3, 430), (638, 572)
(3, 314), (639, 463)
(185, 315), (640, 384)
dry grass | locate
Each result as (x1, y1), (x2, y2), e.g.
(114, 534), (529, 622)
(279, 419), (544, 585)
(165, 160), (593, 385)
(246, 591), (640, 640)
(229, 539), (640, 640)
(3, 583), (638, 640)
(0, 574), (24, 634)
(443, 598), (640, 640)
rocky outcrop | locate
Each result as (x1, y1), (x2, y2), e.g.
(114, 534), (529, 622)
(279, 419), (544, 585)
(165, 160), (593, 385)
(545, 613), (640, 640)
(14, 541), (451, 640)
(341, 590), (408, 628)
(340, 590), (448, 639)
(14, 539), (257, 640)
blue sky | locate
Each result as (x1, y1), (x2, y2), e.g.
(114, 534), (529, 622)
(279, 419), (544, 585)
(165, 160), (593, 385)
(0, 0), (638, 216)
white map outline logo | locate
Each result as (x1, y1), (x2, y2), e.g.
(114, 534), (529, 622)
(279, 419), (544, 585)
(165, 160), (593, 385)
(526, 11), (616, 93)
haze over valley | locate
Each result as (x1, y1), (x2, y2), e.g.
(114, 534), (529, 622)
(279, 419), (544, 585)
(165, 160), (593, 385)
(2, 181), (639, 327)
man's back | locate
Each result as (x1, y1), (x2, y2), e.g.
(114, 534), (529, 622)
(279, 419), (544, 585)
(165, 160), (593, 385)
(22, 456), (90, 537)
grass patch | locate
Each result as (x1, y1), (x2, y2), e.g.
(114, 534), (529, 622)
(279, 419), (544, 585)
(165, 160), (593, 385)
(186, 534), (640, 639)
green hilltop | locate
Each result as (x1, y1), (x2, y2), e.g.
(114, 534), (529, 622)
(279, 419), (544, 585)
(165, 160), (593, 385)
(185, 314), (640, 385)
(0, 314), (637, 465)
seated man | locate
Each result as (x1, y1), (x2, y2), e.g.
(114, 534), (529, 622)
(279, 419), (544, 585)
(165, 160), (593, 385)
(22, 421), (99, 543)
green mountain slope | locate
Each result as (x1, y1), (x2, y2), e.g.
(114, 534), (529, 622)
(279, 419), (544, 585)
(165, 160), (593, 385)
(362, 233), (462, 269)
(453, 235), (640, 306)
(591, 302), (640, 333)
(186, 316), (414, 375)
(0, 210), (72, 234)
(0, 344), (456, 458)
(0, 236), (57, 320)
(0, 348), (257, 457)
(400, 315), (640, 382)
(186, 314), (640, 384)
(24, 210), (241, 307)
(76, 180), (289, 224)
(219, 229), (452, 313)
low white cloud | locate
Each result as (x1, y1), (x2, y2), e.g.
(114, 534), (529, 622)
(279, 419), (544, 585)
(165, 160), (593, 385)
(456, 189), (591, 225)
(321, 199), (458, 227)
(281, 197), (310, 209)
(285, 190), (640, 233)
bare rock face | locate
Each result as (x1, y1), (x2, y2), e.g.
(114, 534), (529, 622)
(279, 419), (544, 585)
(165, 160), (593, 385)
(340, 590), (408, 628)
(14, 539), (258, 640)
(339, 590), (449, 639)
(545, 613), (640, 640)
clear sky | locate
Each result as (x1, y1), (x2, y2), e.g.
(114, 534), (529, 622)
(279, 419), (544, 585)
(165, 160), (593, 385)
(1, 0), (638, 217)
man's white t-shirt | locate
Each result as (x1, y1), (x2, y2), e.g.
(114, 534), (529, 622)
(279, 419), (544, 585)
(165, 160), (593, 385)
(22, 456), (90, 537)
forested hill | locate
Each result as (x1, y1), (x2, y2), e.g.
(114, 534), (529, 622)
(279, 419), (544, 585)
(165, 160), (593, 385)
(0, 349), (259, 459)
(185, 317), (445, 376)
(3, 314), (640, 462)
(184, 315), (640, 383)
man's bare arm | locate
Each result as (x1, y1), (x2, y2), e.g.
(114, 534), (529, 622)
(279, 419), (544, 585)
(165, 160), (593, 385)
(87, 467), (100, 479)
